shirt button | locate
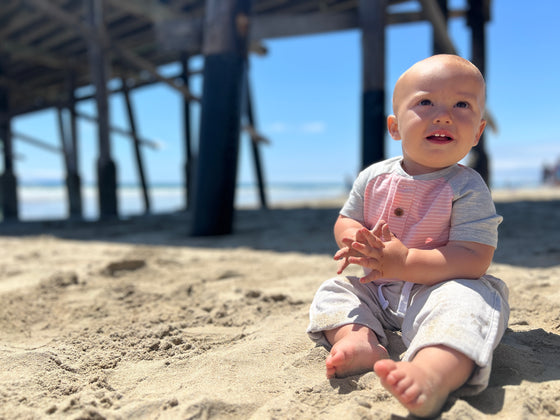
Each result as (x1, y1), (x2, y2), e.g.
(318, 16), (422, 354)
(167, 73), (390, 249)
(394, 207), (404, 217)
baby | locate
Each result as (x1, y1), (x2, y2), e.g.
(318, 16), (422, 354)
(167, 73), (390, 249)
(307, 55), (509, 418)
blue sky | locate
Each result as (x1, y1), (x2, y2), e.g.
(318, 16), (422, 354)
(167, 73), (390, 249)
(12, 0), (560, 189)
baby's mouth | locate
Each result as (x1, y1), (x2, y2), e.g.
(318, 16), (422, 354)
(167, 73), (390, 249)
(426, 133), (453, 143)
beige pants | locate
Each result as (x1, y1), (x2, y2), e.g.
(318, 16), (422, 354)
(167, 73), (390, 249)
(307, 275), (509, 395)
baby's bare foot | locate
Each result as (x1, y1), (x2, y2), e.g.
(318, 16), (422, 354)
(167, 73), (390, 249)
(374, 359), (448, 418)
(325, 331), (388, 379)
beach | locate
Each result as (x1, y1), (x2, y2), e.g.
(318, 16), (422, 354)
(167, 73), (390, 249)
(0, 187), (559, 419)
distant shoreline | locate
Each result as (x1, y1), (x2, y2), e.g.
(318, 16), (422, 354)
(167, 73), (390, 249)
(492, 185), (560, 202)
(14, 182), (349, 221)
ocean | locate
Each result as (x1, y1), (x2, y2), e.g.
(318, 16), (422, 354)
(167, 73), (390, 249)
(10, 174), (546, 222)
(14, 182), (349, 221)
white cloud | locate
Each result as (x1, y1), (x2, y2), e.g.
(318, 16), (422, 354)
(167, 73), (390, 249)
(300, 121), (326, 133)
(492, 158), (542, 171)
(489, 138), (560, 170)
(266, 122), (289, 133)
(265, 121), (327, 134)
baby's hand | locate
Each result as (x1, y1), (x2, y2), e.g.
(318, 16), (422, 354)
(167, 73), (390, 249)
(349, 223), (408, 283)
(348, 227), (386, 281)
(333, 226), (385, 275)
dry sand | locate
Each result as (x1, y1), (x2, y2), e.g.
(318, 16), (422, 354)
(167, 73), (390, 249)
(0, 187), (559, 419)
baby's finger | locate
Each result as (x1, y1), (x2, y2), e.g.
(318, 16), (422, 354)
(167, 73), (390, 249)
(366, 231), (385, 248)
(371, 219), (386, 237)
(356, 228), (384, 249)
(336, 258), (350, 274)
(354, 230), (371, 249)
(348, 255), (381, 271)
(351, 241), (383, 259)
(381, 223), (393, 241)
(359, 270), (382, 283)
(333, 247), (346, 260)
(341, 237), (355, 247)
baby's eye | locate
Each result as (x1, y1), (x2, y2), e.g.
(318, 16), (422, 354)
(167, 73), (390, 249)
(419, 99), (432, 106)
(455, 101), (469, 109)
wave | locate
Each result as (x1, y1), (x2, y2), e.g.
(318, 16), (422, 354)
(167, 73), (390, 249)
(14, 182), (348, 221)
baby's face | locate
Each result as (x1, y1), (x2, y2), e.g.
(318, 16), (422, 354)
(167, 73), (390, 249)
(387, 55), (487, 175)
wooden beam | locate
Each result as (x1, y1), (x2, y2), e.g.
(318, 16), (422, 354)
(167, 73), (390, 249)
(418, 0), (457, 54)
(0, 39), (77, 70)
(75, 110), (159, 149)
(245, 76), (268, 209)
(0, 0), (20, 24)
(252, 0), (290, 13)
(24, 0), (195, 100)
(57, 109), (72, 166)
(23, 2), (151, 53)
(250, 12), (358, 39)
(154, 17), (204, 54)
(24, 0), (85, 33)
(0, 75), (21, 89)
(86, 0), (118, 219)
(8, 70), (201, 118)
(264, 1), (346, 14)
(360, 0), (386, 168)
(111, 42), (196, 100)
(12, 130), (62, 154)
(104, 0), (180, 22)
(57, 107), (82, 219)
(121, 77), (151, 214)
(432, 0), (449, 54)
(65, 72), (79, 173)
(0, 57), (19, 221)
(191, 0), (252, 236)
(0, 3), (42, 40)
(24, 23), (83, 55)
(392, 9), (465, 24)
(467, 0), (490, 184)
(180, 54), (194, 210)
(62, 71), (83, 219)
(249, 11), (427, 41)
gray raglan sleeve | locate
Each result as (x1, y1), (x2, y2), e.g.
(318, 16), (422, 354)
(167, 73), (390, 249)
(449, 172), (503, 248)
(339, 169), (369, 224)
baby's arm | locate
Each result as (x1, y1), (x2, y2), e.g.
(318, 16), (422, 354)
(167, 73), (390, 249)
(348, 222), (494, 285)
(333, 215), (365, 249)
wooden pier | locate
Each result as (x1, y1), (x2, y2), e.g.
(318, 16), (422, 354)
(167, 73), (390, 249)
(0, 0), (491, 234)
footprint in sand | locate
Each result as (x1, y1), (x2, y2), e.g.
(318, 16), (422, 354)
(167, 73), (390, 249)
(102, 259), (146, 277)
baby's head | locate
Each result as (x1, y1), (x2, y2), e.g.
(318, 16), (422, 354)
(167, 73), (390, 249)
(388, 55), (487, 175)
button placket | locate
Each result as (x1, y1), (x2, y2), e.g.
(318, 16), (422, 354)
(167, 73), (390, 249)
(388, 179), (414, 239)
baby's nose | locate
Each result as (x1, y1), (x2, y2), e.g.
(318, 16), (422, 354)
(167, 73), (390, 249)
(433, 109), (452, 124)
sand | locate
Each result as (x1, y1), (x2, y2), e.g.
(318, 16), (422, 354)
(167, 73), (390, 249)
(1, 187), (559, 419)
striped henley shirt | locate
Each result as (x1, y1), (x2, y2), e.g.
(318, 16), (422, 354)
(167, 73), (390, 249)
(341, 156), (502, 284)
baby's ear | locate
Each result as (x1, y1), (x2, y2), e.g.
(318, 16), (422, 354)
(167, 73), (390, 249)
(474, 118), (487, 145)
(387, 115), (401, 140)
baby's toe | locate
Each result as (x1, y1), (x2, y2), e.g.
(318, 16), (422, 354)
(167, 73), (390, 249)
(400, 383), (423, 404)
(386, 368), (406, 386)
(393, 375), (414, 395)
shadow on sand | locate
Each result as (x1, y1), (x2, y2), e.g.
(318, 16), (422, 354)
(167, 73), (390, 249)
(0, 198), (559, 268)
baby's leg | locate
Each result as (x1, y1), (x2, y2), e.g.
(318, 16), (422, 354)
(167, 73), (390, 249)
(374, 344), (474, 418)
(324, 324), (389, 379)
